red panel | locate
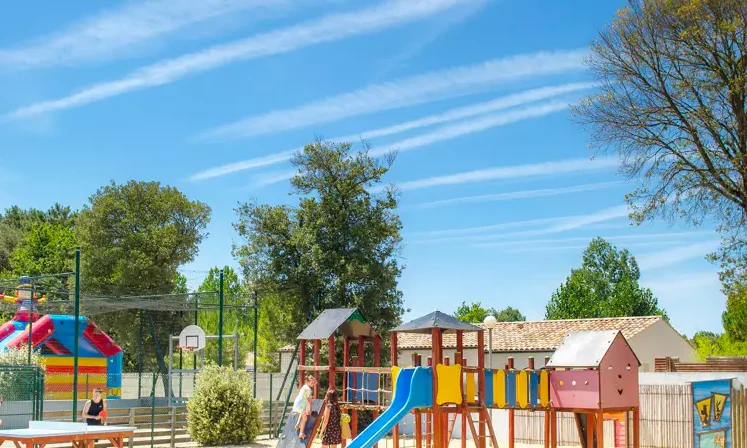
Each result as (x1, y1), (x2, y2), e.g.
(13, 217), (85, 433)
(83, 322), (122, 357)
(6, 315), (55, 349)
(45, 338), (72, 355)
(549, 370), (600, 410)
(0, 321), (17, 342)
(45, 365), (107, 374)
(600, 334), (640, 408)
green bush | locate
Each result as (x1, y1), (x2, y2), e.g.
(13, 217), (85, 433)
(187, 364), (262, 445)
(0, 346), (45, 401)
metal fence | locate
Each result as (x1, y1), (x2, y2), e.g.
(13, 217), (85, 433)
(0, 364), (45, 429)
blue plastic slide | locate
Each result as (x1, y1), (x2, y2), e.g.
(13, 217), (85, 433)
(346, 367), (433, 448)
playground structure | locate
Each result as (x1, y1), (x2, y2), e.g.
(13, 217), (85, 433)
(280, 308), (641, 448)
(0, 277), (123, 400)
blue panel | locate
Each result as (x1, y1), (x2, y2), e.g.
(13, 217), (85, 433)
(347, 372), (380, 403)
(529, 371), (539, 407)
(506, 370), (516, 407)
(484, 370), (494, 406)
(49, 315), (100, 357)
(13, 321), (26, 330)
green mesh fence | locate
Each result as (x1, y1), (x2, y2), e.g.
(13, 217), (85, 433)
(0, 365), (45, 429)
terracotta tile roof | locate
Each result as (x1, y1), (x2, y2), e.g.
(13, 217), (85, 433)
(396, 316), (663, 352)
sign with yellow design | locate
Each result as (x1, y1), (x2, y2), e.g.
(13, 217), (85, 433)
(695, 396), (712, 426)
(692, 379), (733, 448)
(713, 393), (728, 422)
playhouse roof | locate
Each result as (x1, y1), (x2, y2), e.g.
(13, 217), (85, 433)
(546, 330), (641, 368)
(297, 308), (378, 340)
(395, 315), (662, 352)
(392, 311), (483, 334)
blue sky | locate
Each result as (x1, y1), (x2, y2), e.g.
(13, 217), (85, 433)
(0, 0), (725, 337)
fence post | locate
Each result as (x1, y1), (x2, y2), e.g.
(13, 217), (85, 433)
(150, 372), (157, 448)
(269, 373), (273, 438)
(128, 408), (136, 448)
(170, 406), (177, 448)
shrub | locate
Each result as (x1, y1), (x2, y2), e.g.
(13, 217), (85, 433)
(0, 345), (46, 401)
(187, 364), (262, 445)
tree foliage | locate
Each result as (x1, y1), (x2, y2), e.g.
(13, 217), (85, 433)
(76, 180), (211, 370)
(233, 140), (406, 362)
(454, 301), (526, 323)
(545, 238), (667, 320)
(722, 280), (747, 341)
(692, 331), (747, 359)
(10, 222), (77, 277)
(572, 0), (747, 284)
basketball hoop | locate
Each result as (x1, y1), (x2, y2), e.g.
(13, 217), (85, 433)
(179, 345), (197, 353)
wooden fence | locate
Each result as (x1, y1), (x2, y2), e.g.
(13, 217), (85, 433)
(515, 384), (747, 448)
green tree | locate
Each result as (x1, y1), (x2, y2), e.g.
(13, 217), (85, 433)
(0, 204), (77, 274)
(454, 301), (526, 323)
(194, 266), (252, 366)
(571, 0), (747, 289)
(76, 180), (211, 371)
(233, 140), (406, 364)
(9, 222), (77, 277)
(692, 331), (747, 359)
(722, 281), (747, 341)
(545, 238), (667, 320)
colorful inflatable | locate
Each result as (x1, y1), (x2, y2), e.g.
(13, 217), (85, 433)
(0, 278), (123, 400)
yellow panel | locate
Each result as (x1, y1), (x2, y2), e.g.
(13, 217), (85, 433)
(435, 364), (462, 405)
(493, 369), (506, 407)
(539, 370), (550, 407)
(517, 370), (529, 408)
(391, 366), (401, 390)
(46, 391), (74, 400)
(44, 357), (107, 367)
(465, 371), (476, 404)
(46, 374), (107, 384)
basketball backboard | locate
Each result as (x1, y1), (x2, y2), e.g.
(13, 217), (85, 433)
(178, 325), (206, 351)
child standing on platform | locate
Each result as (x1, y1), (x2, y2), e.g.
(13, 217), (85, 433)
(292, 375), (317, 439)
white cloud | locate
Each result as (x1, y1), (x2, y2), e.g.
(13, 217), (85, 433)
(251, 170), (297, 188)
(189, 84), (589, 181)
(503, 240), (687, 253)
(474, 231), (715, 248)
(408, 216), (572, 237)
(413, 205), (630, 243)
(4, 0), (472, 119)
(414, 181), (624, 208)
(636, 240), (720, 271)
(196, 49), (589, 140)
(642, 271), (722, 303)
(0, 0), (298, 70)
(394, 157), (618, 192)
(370, 101), (571, 157)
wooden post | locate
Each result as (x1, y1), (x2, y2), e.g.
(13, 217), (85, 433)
(343, 337), (350, 401)
(633, 407), (640, 448)
(415, 410), (423, 448)
(328, 335), (336, 390)
(477, 330), (486, 448)
(543, 411), (550, 448)
(391, 332), (399, 448)
(461, 357), (467, 448)
(432, 328), (443, 448)
(550, 410), (558, 448)
(427, 356), (434, 448)
(596, 411), (604, 448)
(299, 339), (306, 388)
(170, 406), (177, 448)
(314, 339), (321, 397)
(586, 414), (594, 448)
(128, 408), (136, 448)
(508, 357), (515, 448)
(373, 336), (381, 448)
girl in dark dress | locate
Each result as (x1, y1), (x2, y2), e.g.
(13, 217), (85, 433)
(320, 389), (342, 448)
(82, 389), (107, 426)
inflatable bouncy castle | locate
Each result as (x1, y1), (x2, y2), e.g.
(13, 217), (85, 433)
(0, 277), (123, 400)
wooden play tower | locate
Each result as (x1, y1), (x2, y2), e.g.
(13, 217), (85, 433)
(281, 308), (641, 448)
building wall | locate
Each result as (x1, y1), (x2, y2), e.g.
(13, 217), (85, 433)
(627, 320), (697, 371)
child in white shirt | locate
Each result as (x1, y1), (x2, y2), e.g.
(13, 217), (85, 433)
(292, 375), (317, 439)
